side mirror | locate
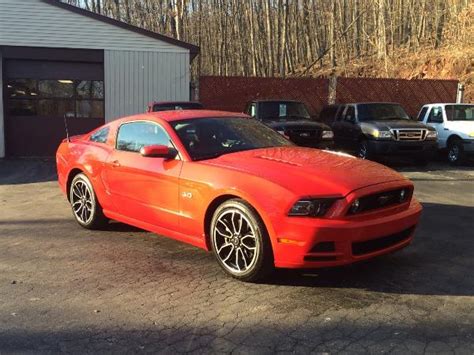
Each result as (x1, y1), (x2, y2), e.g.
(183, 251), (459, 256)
(140, 145), (177, 160)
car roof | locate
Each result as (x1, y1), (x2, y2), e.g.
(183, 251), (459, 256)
(114, 110), (248, 125)
(148, 101), (202, 106)
(251, 99), (303, 103)
(422, 103), (473, 106)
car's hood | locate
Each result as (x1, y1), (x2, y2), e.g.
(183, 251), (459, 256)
(201, 147), (408, 196)
(362, 120), (432, 130)
(265, 120), (331, 131)
(445, 120), (474, 135)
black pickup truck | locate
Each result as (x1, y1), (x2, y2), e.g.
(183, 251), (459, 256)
(244, 100), (334, 149)
(320, 102), (438, 164)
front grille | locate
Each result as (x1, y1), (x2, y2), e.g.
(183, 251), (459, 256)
(391, 129), (427, 141)
(352, 226), (415, 256)
(287, 128), (321, 139)
(347, 187), (412, 215)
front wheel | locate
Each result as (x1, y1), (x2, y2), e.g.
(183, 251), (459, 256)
(210, 199), (274, 282)
(357, 139), (372, 160)
(447, 139), (464, 165)
(69, 173), (108, 229)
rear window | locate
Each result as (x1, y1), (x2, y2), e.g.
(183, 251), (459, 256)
(445, 105), (474, 121)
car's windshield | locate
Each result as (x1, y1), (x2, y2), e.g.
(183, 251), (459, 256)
(259, 102), (311, 121)
(153, 102), (203, 112)
(171, 117), (293, 161)
(357, 103), (410, 121)
(445, 105), (474, 121)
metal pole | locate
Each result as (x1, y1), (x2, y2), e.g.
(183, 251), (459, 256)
(456, 83), (464, 103)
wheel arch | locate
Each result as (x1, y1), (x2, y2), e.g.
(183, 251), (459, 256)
(66, 168), (85, 202)
(447, 134), (463, 146)
(203, 193), (274, 252)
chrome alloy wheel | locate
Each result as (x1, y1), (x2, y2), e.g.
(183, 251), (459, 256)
(71, 179), (95, 225)
(212, 209), (259, 274)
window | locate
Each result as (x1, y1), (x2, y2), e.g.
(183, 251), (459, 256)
(6, 78), (104, 119)
(246, 103), (256, 117)
(116, 122), (170, 153)
(344, 107), (355, 122)
(427, 106), (443, 123)
(90, 127), (110, 144)
(417, 107), (428, 121)
(445, 105), (474, 121)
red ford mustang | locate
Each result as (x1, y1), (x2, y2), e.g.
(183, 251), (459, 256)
(57, 110), (422, 281)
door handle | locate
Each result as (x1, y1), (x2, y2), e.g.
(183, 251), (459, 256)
(443, 128), (449, 131)
(111, 160), (120, 167)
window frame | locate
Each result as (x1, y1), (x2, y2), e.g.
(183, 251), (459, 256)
(427, 106), (444, 124)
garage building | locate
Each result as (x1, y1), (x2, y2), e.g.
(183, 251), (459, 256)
(0, 0), (199, 157)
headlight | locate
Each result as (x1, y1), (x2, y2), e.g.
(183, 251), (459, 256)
(469, 132), (474, 138)
(425, 130), (438, 140)
(322, 130), (334, 139)
(372, 129), (392, 139)
(288, 198), (338, 217)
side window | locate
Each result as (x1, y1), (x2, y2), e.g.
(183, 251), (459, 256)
(417, 107), (428, 122)
(427, 106), (443, 123)
(90, 127), (109, 144)
(116, 122), (170, 152)
(344, 106), (356, 122)
(335, 106), (344, 121)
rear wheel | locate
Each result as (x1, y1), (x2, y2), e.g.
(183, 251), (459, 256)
(447, 139), (464, 165)
(69, 173), (108, 229)
(210, 199), (273, 282)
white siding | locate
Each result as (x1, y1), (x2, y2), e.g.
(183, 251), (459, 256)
(0, 0), (188, 54)
(0, 50), (4, 158)
(105, 50), (190, 121)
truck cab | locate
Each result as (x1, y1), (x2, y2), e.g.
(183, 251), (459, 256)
(417, 103), (474, 164)
(244, 100), (334, 149)
(320, 102), (438, 164)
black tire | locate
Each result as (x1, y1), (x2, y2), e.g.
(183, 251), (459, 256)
(69, 173), (108, 230)
(447, 139), (464, 165)
(210, 199), (274, 282)
(357, 139), (372, 160)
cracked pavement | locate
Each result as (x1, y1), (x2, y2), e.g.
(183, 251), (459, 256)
(0, 159), (473, 353)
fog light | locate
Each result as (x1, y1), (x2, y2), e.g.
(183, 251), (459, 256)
(350, 199), (360, 214)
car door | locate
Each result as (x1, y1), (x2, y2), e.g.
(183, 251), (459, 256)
(337, 105), (359, 150)
(331, 105), (346, 148)
(425, 106), (446, 148)
(102, 121), (182, 231)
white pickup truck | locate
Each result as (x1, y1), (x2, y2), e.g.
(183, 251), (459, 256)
(417, 103), (474, 164)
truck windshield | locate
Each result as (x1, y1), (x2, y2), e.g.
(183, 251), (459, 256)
(259, 102), (311, 121)
(445, 105), (474, 121)
(357, 103), (410, 121)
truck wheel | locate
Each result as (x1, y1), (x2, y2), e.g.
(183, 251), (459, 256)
(447, 139), (464, 165)
(357, 139), (371, 160)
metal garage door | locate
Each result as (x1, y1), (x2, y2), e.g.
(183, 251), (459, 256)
(4, 54), (104, 157)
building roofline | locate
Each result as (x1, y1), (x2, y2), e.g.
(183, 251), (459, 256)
(40, 0), (200, 60)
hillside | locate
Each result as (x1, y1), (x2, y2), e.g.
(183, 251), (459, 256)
(303, 3), (473, 103)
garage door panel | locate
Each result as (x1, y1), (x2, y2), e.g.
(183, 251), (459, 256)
(4, 57), (104, 157)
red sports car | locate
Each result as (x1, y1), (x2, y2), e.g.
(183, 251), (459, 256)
(57, 110), (422, 282)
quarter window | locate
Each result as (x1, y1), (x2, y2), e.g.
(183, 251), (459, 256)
(90, 127), (110, 144)
(116, 122), (171, 153)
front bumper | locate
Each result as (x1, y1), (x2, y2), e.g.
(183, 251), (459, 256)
(368, 139), (437, 157)
(271, 193), (422, 269)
